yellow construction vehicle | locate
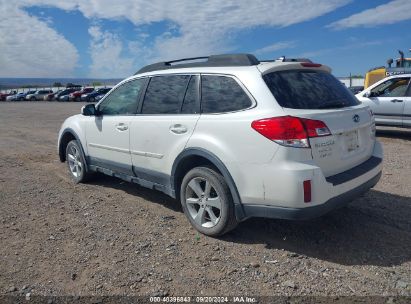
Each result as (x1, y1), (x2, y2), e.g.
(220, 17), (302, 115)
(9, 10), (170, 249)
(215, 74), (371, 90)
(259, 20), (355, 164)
(364, 49), (411, 88)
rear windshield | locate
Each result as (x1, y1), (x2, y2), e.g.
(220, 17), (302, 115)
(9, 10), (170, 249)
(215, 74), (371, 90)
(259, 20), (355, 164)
(263, 70), (360, 109)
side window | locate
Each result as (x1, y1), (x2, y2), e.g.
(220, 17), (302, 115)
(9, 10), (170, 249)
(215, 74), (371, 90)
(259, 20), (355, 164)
(371, 77), (410, 97)
(142, 75), (190, 114)
(98, 78), (144, 115)
(181, 76), (198, 114)
(201, 75), (252, 113)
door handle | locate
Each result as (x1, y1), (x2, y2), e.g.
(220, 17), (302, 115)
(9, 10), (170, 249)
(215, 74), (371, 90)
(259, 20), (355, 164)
(170, 124), (187, 134)
(390, 99), (403, 103)
(115, 123), (128, 131)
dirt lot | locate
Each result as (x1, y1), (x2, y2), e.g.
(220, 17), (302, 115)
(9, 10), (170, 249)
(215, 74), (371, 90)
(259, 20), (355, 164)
(0, 102), (410, 298)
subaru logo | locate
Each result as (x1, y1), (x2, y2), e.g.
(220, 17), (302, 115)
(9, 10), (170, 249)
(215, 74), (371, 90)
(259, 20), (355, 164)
(353, 114), (360, 123)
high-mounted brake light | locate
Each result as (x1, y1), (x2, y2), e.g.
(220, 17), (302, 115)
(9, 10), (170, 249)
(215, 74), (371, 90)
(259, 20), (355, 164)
(251, 116), (331, 148)
(301, 62), (322, 68)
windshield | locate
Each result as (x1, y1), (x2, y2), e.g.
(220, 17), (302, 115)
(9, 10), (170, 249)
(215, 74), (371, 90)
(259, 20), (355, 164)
(263, 70), (360, 109)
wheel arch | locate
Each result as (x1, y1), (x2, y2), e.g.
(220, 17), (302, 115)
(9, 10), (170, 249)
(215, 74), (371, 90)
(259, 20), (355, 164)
(58, 128), (89, 172)
(171, 148), (245, 221)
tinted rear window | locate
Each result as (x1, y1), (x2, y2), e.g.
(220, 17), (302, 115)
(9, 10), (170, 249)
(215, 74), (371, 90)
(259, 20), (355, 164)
(263, 70), (359, 109)
(201, 75), (252, 113)
(181, 76), (198, 114)
(142, 75), (190, 114)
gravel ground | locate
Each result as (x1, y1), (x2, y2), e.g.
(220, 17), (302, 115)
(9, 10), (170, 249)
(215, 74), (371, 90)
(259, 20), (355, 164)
(0, 102), (410, 298)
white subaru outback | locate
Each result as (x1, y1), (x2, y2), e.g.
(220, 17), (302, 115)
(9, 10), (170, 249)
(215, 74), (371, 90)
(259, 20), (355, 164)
(58, 54), (383, 236)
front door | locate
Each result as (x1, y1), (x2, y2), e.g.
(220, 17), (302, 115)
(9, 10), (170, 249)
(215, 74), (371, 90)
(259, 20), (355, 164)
(365, 77), (410, 126)
(401, 83), (411, 127)
(85, 78), (145, 175)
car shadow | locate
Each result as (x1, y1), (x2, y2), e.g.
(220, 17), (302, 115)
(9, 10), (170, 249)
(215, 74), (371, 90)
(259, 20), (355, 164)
(87, 173), (182, 212)
(224, 189), (411, 267)
(377, 127), (411, 140)
(87, 174), (411, 267)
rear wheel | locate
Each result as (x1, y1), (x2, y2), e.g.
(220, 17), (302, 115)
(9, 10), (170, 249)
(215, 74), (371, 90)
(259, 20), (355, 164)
(75, 96), (81, 102)
(180, 167), (237, 236)
(66, 140), (93, 183)
(30, 96), (36, 101)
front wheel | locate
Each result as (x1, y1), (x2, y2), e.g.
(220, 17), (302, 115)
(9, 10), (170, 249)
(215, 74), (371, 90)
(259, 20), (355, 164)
(66, 140), (93, 183)
(180, 167), (238, 236)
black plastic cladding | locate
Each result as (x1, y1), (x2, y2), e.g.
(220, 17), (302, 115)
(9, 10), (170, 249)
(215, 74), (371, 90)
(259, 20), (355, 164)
(136, 54), (260, 74)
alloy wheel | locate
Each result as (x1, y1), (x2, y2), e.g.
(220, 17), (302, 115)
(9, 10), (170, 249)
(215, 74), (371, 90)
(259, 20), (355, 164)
(185, 177), (222, 228)
(67, 145), (82, 178)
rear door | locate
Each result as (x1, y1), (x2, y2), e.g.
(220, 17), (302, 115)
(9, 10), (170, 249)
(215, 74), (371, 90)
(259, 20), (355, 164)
(129, 74), (200, 184)
(363, 77), (410, 126)
(263, 69), (375, 177)
(85, 78), (145, 175)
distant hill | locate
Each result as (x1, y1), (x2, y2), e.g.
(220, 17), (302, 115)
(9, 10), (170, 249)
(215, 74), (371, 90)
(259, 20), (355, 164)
(0, 78), (122, 89)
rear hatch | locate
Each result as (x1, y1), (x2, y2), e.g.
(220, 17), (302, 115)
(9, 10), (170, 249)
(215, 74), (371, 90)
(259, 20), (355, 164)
(262, 66), (376, 177)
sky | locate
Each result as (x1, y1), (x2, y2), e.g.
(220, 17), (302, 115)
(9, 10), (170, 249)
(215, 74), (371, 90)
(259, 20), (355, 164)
(0, 0), (410, 78)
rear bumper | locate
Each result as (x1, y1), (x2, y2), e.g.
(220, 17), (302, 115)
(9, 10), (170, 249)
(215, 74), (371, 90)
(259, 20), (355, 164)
(238, 171), (381, 220)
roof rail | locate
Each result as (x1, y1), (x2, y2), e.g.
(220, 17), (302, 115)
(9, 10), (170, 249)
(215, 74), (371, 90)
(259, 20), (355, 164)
(136, 53), (260, 74)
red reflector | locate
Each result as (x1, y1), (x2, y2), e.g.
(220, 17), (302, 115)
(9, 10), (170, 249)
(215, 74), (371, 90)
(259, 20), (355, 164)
(301, 62), (322, 68)
(303, 180), (311, 203)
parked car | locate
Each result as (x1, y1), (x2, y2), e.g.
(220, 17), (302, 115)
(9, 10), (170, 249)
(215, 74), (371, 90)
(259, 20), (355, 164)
(58, 54), (383, 236)
(55, 88), (79, 101)
(26, 89), (53, 101)
(69, 87), (94, 102)
(15, 90), (36, 101)
(81, 88), (112, 102)
(59, 95), (70, 102)
(44, 90), (63, 101)
(0, 90), (17, 101)
(95, 94), (105, 102)
(356, 74), (411, 127)
(6, 92), (21, 101)
(348, 86), (364, 94)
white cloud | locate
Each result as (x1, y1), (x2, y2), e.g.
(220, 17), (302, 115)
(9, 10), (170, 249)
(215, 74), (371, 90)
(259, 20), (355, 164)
(328, 0), (411, 29)
(136, 0), (351, 62)
(88, 26), (136, 78)
(2, 0), (351, 77)
(254, 41), (297, 55)
(0, 0), (79, 77)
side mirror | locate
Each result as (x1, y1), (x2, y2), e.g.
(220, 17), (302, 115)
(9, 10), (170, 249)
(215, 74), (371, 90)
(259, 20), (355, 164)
(363, 91), (371, 98)
(81, 104), (97, 116)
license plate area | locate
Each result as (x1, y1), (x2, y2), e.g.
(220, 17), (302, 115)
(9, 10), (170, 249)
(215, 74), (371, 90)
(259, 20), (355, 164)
(344, 130), (359, 152)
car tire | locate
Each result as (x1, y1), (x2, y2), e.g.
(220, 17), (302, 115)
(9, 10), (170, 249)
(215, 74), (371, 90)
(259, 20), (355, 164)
(89, 97), (95, 102)
(65, 140), (93, 183)
(30, 96), (36, 101)
(180, 167), (238, 236)
(75, 96), (81, 102)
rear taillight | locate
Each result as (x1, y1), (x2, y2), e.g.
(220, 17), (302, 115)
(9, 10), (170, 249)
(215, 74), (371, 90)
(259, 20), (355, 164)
(251, 116), (331, 148)
(300, 118), (331, 137)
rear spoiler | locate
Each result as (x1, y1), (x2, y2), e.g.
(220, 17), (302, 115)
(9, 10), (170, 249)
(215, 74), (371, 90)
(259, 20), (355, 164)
(258, 62), (332, 75)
